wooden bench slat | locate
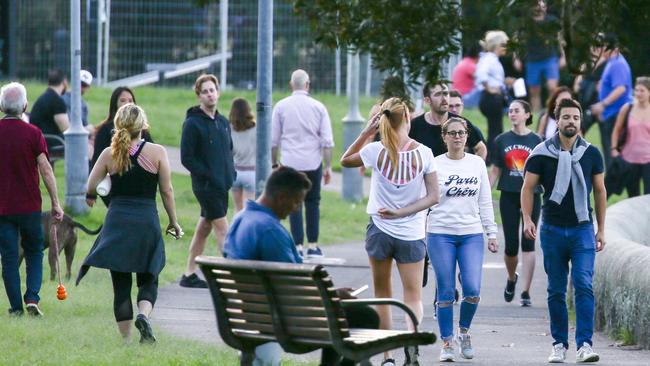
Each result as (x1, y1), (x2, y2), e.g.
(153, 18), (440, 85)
(216, 281), (265, 293)
(212, 270), (261, 284)
(226, 300), (271, 314)
(228, 319), (275, 333)
(226, 310), (273, 324)
(266, 274), (319, 286)
(274, 305), (341, 317)
(281, 315), (347, 329)
(286, 325), (332, 340)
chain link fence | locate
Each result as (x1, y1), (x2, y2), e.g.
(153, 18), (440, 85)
(4, 0), (384, 94)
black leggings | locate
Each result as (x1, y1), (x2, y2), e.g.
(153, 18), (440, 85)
(626, 162), (650, 197)
(479, 91), (505, 164)
(110, 270), (158, 322)
(500, 191), (541, 257)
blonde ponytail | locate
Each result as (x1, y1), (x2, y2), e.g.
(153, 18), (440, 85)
(111, 103), (149, 175)
(378, 97), (408, 177)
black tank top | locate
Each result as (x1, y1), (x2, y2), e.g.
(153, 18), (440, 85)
(110, 142), (158, 200)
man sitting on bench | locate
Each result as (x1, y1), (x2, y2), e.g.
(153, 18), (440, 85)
(224, 166), (379, 366)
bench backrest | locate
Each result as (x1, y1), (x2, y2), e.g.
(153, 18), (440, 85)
(197, 256), (350, 353)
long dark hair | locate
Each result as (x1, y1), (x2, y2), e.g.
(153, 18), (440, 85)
(98, 86), (137, 128)
(229, 98), (256, 132)
(545, 86), (573, 120)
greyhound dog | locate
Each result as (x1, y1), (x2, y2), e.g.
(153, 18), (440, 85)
(18, 212), (102, 281)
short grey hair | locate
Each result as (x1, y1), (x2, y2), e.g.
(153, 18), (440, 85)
(290, 69), (310, 90)
(0, 82), (28, 116)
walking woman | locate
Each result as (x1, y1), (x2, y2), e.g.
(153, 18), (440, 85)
(611, 76), (650, 196)
(537, 86), (573, 140)
(428, 117), (499, 362)
(77, 104), (182, 344)
(476, 30), (509, 163)
(89, 86), (153, 207)
(341, 97), (439, 366)
(490, 100), (542, 306)
(229, 98), (257, 213)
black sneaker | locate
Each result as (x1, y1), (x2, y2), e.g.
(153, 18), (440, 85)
(180, 273), (207, 288)
(504, 272), (518, 303)
(135, 314), (156, 344)
(8, 308), (24, 317)
(25, 303), (44, 317)
(520, 291), (532, 307)
(404, 345), (420, 365)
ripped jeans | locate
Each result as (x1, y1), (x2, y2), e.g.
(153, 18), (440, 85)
(427, 233), (484, 340)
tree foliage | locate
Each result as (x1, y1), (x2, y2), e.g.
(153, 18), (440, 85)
(294, 0), (650, 86)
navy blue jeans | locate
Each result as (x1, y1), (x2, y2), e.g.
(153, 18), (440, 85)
(289, 166), (322, 245)
(0, 212), (44, 311)
(540, 223), (596, 349)
(427, 233), (484, 340)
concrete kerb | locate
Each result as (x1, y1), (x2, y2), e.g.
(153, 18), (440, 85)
(595, 195), (650, 349)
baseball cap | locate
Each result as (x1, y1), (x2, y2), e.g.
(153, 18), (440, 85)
(80, 70), (93, 86)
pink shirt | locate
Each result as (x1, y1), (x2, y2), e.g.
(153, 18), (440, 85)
(622, 115), (650, 164)
(271, 90), (334, 171)
(452, 57), (478, 95)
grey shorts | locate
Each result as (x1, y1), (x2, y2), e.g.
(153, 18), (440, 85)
(365, 220), (427, 264)
(232, 169), (255, 192)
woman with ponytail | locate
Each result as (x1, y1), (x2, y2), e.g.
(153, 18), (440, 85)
(341, 97), (439, 366)
(78, 104), (182, 344)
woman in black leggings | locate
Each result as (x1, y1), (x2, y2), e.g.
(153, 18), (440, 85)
(476, 30), (509, 164)
(490, 100), (541, 306)
(78, 104), (182, 343)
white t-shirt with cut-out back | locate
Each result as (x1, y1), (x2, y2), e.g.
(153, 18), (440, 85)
(360, 141), (436, 241)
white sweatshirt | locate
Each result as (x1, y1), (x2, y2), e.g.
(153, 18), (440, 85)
(427, 153), (498, 238)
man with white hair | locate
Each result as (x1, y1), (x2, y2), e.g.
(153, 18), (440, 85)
(0, 82), (64, 317)
(271, 69), (334, 258)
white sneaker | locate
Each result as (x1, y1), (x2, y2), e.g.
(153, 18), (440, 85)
(548, 343), (567, 363)
(576, 343), (600, 363)
(455, 332), (474, 359)
(439, 340), (455, 362)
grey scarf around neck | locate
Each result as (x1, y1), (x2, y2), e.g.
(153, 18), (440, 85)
(528, 133), (591, 223)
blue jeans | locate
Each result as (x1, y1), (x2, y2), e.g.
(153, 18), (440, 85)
(0, 212), (44, 311)
(540, 223), (596, 349)
(289, 165), (322, 245)
(427, 233), (484, 340)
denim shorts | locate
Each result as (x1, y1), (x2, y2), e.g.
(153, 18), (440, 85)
(232, 169), (255, 192)
(525, 57), (559, 87)
(365, 220), (426, 264)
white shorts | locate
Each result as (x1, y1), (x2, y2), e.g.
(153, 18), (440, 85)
(232, 169), (255, 192)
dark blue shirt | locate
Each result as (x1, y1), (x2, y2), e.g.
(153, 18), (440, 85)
(525, 145), (604, 227)
(223, 200), (302, 263)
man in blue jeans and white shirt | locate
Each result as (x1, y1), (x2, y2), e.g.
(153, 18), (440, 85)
(521, 98), (606, 363)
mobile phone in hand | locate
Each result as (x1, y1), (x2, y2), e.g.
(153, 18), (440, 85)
(350, 284), (369, 297)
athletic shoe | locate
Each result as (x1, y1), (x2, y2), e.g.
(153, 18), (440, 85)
(25, 303), (44, 317)
(180, 273), (207, 288)
(404, 345), (420, 365)
(135, 314), (156, 344)
(521, 291), (532, 307)
(381, 358), (396, 366)
(439, 340), (455, 362)
(306, 247), (324, 258)
(8, 308), (24, 317)
(548, 343), (567, 363)
(455, 332), (474, 359)
(576, 342), (599, 363)
(504, 272), (519, 302)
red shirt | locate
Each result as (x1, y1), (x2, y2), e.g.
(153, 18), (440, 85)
(451, 57), (478, 95)
(0, 117), (49, 215)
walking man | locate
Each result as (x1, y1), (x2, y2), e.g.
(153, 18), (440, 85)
(30, 69), (70, 155)
(180, 74), (235, 288)
(409, 82), (487, 160)
(0, 82), (64, 316)
(271, 69), (334, 258)
(590, 33), (633, 168)
(522, 98), (606, 363)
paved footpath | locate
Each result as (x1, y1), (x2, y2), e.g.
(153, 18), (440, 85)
(161, 145), (650, 364)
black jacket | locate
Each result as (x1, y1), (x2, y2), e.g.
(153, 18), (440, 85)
(180, 106), (235, 191)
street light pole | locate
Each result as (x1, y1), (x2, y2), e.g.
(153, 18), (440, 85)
(341, 51), (363, 202)
(255, 0), (273, 197)
(65, 0), (89, 214)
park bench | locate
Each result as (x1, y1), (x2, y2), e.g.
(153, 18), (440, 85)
(43, 133), (65, 166)
(197, 256), (436, 365)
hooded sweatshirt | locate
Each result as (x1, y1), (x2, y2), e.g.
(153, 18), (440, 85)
(180, 106), (236, 191)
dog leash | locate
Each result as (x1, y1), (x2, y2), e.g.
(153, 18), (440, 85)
(51, 224), (68, 301)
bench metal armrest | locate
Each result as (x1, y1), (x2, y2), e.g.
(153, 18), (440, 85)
(341, 298), (420, 331)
